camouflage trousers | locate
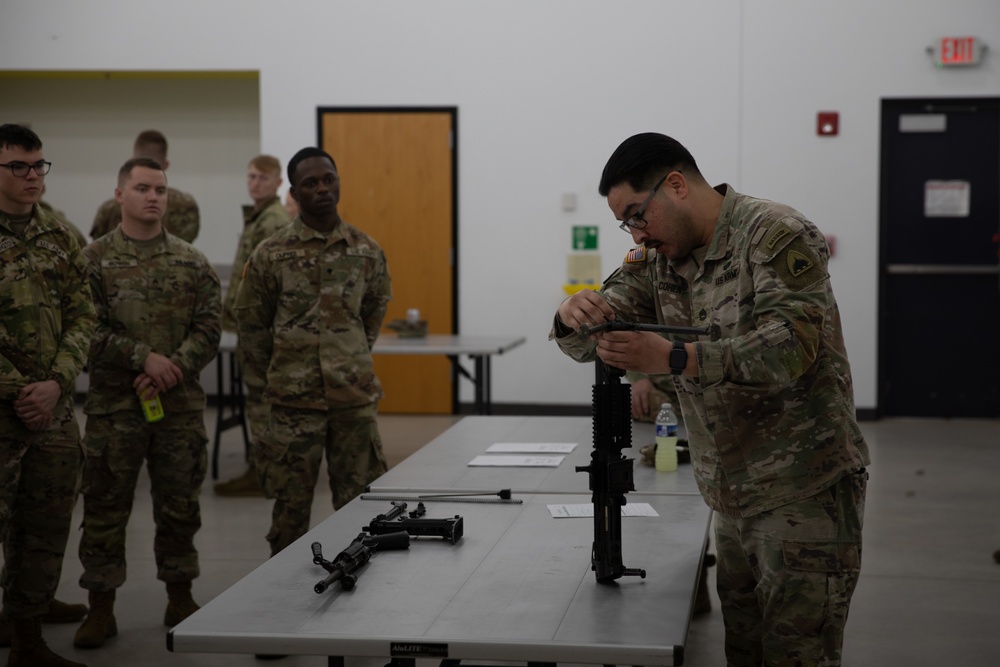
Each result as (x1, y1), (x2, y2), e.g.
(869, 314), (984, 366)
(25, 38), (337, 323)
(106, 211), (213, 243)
(0, 398), (83, 618)
(715, 468), (867, 667)
(254, 403), (388, 556)
(78, 409), (208, 591)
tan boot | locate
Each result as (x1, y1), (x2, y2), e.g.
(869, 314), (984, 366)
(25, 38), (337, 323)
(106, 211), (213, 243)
(0, 598), (90, 647)
(73, 591), (117, 649)
(41, 598), (89, 623)
(9, 616), (88, 667)
(213, 466), (263, 497)
(164, 581), (199, 627)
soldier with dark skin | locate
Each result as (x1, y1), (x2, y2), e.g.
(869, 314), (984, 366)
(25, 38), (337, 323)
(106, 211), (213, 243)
(90, 130), (199, 243)
(236, 147), (391, 557)
(0, 124), (96, 667)
(73, 158), (221, 649)
(552, 133), (869, 666)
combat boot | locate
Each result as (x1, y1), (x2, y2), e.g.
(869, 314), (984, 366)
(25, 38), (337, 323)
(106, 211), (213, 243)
(9, 617), (88, 667)
(73, 590), (117, 648)
(213, 466), (263, 496)
(164, 581), (200, 627)
(0, 597), (89, 647)
(42, 598), (88, 623)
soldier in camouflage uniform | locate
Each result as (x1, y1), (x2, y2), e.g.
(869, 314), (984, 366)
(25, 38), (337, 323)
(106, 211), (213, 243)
(0, 124), (94, 667)
(89, 130), (199, 243)
(73, 157), (221, 649)
(39, 186), (88, 250)
(235, 147), (391, 556)
(552, 133), (869, 666)
(215, 155), (292, 497)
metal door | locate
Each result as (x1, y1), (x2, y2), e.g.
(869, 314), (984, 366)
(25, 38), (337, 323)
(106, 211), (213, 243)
(879, 97), (1000, 417)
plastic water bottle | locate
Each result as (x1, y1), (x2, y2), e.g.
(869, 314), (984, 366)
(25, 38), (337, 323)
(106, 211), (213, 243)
(654, 403), (678, 472)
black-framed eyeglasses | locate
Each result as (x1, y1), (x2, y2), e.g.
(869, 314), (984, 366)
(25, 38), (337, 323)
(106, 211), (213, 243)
(0, 160), (52, 177)
(618, 173), (668, 232)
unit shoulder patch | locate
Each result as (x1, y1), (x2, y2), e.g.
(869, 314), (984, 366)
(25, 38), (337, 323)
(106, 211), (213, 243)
(770, 237), (822, 289)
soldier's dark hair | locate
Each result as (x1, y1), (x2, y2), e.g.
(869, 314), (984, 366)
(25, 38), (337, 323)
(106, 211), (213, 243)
(598, 133), (702, 197)
(134, 130), (168, 161)
(0, 124), (43, 152)
(287, 147), (337, 185)
(118, 157), (165, 187)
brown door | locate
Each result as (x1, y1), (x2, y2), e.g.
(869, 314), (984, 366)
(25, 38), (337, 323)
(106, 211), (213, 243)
(319, 108), (456, 414)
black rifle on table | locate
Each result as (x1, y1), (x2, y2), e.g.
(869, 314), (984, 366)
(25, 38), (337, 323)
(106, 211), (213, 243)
(574, 320), (710, 583)
(312, 503), (464, 593)
(363, 501), (464, 544)
(311, 531), (410, 593)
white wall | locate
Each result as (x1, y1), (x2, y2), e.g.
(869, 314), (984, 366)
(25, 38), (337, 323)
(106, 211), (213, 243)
(2, 0), (998, 411)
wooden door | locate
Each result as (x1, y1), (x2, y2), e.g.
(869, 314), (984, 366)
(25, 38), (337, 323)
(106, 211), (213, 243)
(319, 109), (456, 413)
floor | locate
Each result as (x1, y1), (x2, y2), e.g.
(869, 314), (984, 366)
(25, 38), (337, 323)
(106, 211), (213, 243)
(2, 411), (998, 666)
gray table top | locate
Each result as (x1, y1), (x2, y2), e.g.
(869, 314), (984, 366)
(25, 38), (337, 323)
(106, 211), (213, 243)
(218, 332), (526, 356)
(169, 492), (711, 665)
(367, 416), (701, 497)
(372, 334), (527, 356)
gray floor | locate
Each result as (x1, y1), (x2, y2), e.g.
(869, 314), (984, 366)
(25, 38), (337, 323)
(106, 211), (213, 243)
(3, 412), (998, 666)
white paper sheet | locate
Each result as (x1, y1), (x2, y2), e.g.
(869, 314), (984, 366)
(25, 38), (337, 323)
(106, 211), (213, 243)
(486, 442), (578, 453)
(547, 503), (660, 518)
(468, 455), (565, 467)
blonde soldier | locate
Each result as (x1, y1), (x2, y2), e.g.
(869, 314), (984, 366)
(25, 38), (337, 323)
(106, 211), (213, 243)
(236, 147), (391, 557)
(215, 155), (292, 497)
(552, 133), (869, 666)
(89, 130), (199, 243)
(74, 158), (221, 649)
(0, 124), (95, 667)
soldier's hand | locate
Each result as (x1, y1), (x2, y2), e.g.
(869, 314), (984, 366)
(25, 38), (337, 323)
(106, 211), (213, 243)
(630, 377), (655, 420)
(595, 330), (671, 374)
(556, 289), (616, 333)
(141, 352), (184, 392)
(133, 373), (159, 399)
(14, 380), (61, 428)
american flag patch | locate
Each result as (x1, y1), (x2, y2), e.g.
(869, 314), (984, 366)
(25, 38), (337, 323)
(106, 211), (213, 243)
(624, 246), (646, 263)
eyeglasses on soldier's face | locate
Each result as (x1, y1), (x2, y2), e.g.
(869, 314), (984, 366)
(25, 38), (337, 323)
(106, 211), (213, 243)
(0, 160), (52, 177)
(618, 173), (669, 233)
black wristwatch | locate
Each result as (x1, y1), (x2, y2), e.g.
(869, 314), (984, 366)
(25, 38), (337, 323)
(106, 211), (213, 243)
(669, 342), (688, 375)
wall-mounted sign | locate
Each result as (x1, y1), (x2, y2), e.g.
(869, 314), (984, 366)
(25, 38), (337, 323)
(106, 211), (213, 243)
(572, 225), (598, 250)
(932, 36), (985, 67)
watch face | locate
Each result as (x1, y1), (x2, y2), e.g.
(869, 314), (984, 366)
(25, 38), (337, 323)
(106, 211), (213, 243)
(670, 346), (687, 373)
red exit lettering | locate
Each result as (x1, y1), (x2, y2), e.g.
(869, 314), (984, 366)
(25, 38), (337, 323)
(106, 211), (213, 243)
(940, 37), (978, 65)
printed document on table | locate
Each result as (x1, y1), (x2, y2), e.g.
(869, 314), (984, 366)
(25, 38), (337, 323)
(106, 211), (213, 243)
(468, 455), (565, 467)
(486, 442), (578, 454)
(547, 503), (660, 518)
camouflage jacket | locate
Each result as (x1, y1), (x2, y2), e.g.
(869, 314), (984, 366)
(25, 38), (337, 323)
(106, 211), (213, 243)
(91, 187), (200, 243)
(0, 206), (96, 401)
(222, 196), (291, 332)
(83, 229), (221, 414)
(553, 184), (869, 518)
(39, 200), (88, 249)
(235, 217), (391, 409)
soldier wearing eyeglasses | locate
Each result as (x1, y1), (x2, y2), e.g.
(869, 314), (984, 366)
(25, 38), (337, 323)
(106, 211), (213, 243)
(552, 133), (869, 666)
(0, 123), (95, 667)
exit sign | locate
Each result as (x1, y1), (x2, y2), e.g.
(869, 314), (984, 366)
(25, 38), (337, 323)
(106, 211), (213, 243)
(936, 36), (983, 66)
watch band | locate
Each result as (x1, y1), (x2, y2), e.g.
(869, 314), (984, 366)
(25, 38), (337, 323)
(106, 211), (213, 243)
(669, 342), (688, 375)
